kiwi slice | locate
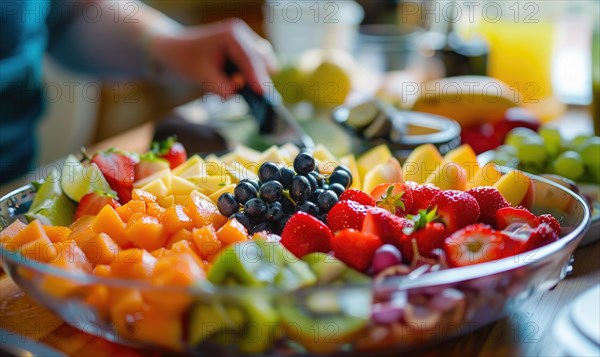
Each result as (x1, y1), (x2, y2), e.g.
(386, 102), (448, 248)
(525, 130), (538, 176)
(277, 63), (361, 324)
(302, 252), (370, 285)
(346, 101), (380, 130)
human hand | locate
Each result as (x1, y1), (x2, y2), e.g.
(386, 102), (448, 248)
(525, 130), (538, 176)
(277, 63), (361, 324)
(149, 19), (276, 98)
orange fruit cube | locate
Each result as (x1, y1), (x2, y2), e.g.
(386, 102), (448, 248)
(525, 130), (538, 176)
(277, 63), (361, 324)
(131, 308), (183, 351)
(110, 249), (157, 280)
(146, 202), (166, 221)
(51, 240), (93, 273)
(186, 194), (227, 230)
(216, 218), (249, 246)
(92, 205), (128, 247)
(125, 215), (165, 252)
(79, 233), (120, 265)
(67, 216), (96, 246)
(43, 226), (72, 243)
(0, 220), (27, 244)
(162, 205), (194, 236)
(116, 200), (146, 222)
(18, 235), (57, 262)
(165, 228), (192, 249)
(132, 189), (157, 203)
(7, 220), (48, 250)
(167, 240), (204, 268)
(191, 226), (221, 260)
(93, 264), (112, 277)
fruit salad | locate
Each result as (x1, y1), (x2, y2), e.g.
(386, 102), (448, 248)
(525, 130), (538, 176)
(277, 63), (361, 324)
(0, 139), (567, 354)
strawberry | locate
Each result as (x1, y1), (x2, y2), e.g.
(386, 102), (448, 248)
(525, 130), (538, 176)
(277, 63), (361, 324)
(331, 228), (382, 271)
(75, 192), (120, 220)
(370, 182), (413, 216)
(466, 186), (510, 227)
(537, 214), (560, 235)
(496, 206), (540, 230)
(280, 212), (333, 258)
(339, 189), (376, 206)
(327, 200), (369, 233)
(443, 224), (512, 267)
(522, 223), (559, 252)
(134, 153), (170, 181)
(362, 207), (413, 246)
(405, 182), (441, 214)
(91, 150), (137, 203)
(151, 136), (187, 169)
(400, 208), (448, 263)
(429, 190), (480, 233)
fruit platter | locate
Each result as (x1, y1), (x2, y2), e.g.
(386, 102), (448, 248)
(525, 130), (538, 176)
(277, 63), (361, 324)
(0, 138), (591, 355)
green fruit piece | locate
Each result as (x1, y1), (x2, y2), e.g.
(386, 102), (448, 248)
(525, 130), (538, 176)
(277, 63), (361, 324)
(579, 137), (600, 183)
(61, 155), (114, 202)
(491, 151), (519, 168)
(538, 125), (562, 157)
(302, 253), (347, 284)
(567, 134), (592, 151)
(25, 168), (76, 226)
(496, 145), (518, 156)
(553, 151), (585, 181)
(277, 286), (372, 354)
(346, 101), (380, 130)
(237, 297), (280, 354)
(517, 136), (548, 165)
(273, 65), (308, 104)
(274, 257), (317, 290)
(187, 302), (245, 346)
(505, 127), (538, 148)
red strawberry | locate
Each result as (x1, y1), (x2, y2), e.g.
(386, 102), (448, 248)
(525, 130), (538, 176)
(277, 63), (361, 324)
(405, 182), (441, 214)
(496, 206), (540, 230)
(152, 136), (187, 169)
(75, 192), (120, 220)
(280, 212), (333, 258)
(91, 150), (137, 203)
(537, 214), (560, 235)
(331, 228), (382, 271)
(339, 189), (376, 206)
(362, 207), (413, 246)
(402, 222), (448, 263)
(370, 182), (413, 216)
(466, 186), (510, 227)
(327, 200), (369, 233)
(134, 153), (170, 181)
(443, 224), (511, 267)
(429, 190), (480, 233)
(522, 223), (559, 252)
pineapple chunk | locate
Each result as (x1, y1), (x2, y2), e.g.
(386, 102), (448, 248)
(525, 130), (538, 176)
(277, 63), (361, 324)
(172, 155), (204, 176)
(339, 154), (361, 190)
(170, 175), (200, 196)
(209, 184), (236, 202)
(140, 179), (169, 198)
(357, 144), (392, 180)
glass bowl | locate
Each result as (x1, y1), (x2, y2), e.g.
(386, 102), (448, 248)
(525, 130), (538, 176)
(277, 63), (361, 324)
(0, 173), (591, 355)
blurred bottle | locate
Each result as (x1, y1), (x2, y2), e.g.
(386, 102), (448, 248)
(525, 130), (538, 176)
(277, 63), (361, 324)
(593, 19), (600, 134)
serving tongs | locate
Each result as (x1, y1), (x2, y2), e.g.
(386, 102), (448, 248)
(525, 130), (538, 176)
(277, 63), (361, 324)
(224, 60), (314, 150)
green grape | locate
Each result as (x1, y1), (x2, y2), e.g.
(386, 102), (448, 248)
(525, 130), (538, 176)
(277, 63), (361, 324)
(580, 137), (600, 183)
(505, 127), (539, 149)
(552, 151), (585, 181)
(491, 151), (518, 168)
(517, 136), (548, 165)
(567, 134), (592, 151)
(538, 125), (562, 157)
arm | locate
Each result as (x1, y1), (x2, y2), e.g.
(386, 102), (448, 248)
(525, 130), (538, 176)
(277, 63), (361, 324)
(47, 1), (275, 97)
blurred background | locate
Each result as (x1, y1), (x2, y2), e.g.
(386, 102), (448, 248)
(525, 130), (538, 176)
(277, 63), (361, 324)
(39, 0), (599, 163)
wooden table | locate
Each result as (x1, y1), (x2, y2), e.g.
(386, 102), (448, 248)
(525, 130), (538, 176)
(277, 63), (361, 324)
(1, 108), (598, 356)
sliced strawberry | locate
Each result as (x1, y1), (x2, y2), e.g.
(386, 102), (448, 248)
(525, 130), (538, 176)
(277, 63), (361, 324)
(327, 200), (369, 233)
(443, 224), (511, 267)
(339, 189), (376, 206)
(152, 136), (187, 169)
(402, 222), (449, 263)
(496, 206), (540, 230)
(430, 190), (480, 233)
(405, 182), (441, 215)
(280, 212), (333, 258)
(362, 207), (413, 246)
(91, 150), (137, 203)
(134, 153), (170, 181)
(466, 186), (510, 227)
(522, 223), (559, 252)
(331, 228), (382, 271)
(537, 214), (560, 235)
(75, 192), (120, 220)
(370, 182), (413, 216)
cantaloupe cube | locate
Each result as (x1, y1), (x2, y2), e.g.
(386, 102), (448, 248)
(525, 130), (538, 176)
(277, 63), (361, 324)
(131, 308), (183, 351)
(43, 226), (72, 243)
(191, 226), (221, 260)
(92, 205), (128, 247)
(116, 200), (146, 222)
(186, 193), (227, 230)
(162, 205), (194, 236)
(146, 202), (166, 221)
(110, 249), (157, 280)
(8, 220), (48, 249)
(167, 240), (204, 268)
(125, 215), (165, 252)
(132, 189), (157, 203)
(216, 218), (248, 246)
(79, 233), (120, 265)
(93, 264), (111, 277)
(165, 228), (193, 249)
(67, 216), (96, 246)
(0, 220), (27, 244)
(18, 235), (57, 262)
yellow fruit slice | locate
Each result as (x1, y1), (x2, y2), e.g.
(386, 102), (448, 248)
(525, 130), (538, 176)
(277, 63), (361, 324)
(466, 163), (503, 189)
(313, 144), (338, 174)
(209, 184), (236, 202)
(402, 144), (443, 184)
(425, 162), (467, 190)
(362, 157), (403, 194)
(141, 179), (169, 198)
(443, 144), (479, 182)
(493, 169), (533, 207)
(172, 155), (204, 177)
(357, 144), (393, 180)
